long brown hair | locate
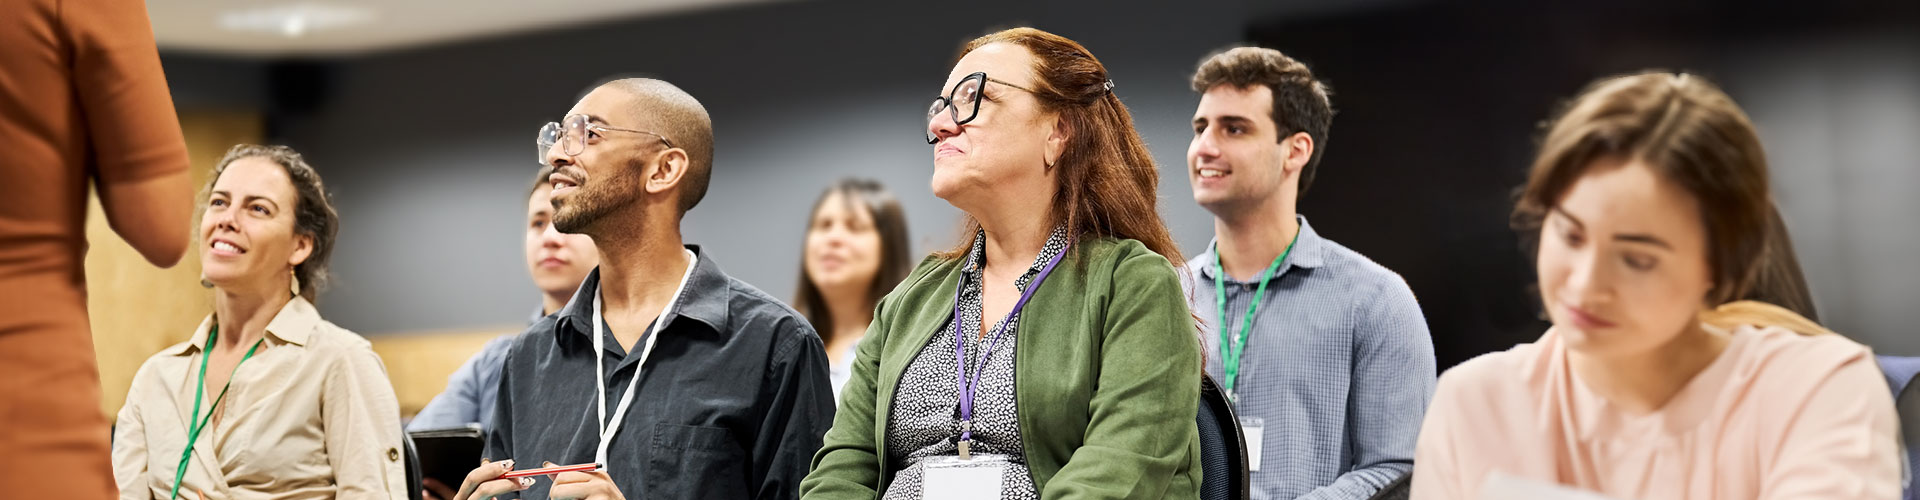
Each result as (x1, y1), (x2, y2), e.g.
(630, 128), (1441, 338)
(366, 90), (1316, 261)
(938, 27), (1182, 265)
(1744, 205), (1820, 322)
(793, 178), (914, 339)
(1709, 206), (1831, 336)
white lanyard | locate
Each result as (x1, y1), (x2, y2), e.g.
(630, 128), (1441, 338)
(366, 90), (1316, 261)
(591, 249), (697, 466)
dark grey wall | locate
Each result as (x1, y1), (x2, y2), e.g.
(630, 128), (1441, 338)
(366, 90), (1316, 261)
(158, 0), (1920, 360)
(1240, 1), (1920, 364)
(1719, 32), (1920, 355)
(158, 53), (267, 111)
(255, 0), (1342, 335)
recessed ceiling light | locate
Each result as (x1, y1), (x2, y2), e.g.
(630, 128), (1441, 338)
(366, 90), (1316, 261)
(219, 3), (375, 38)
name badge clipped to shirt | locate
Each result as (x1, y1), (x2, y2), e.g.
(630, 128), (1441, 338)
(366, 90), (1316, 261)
(1239, 417), (1264, 472)
(923, 453), (1010, 500)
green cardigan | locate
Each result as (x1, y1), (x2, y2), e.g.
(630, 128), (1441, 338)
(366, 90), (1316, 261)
(800, 236), (1202, 499)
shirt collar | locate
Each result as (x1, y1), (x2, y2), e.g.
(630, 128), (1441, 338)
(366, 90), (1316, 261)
(961, 226), (1070, 276)
(173, 296), (321, 355)
(1198, 214), (1328, 283)
(529, 305), (550, 325)
(554, 245), (730, 346)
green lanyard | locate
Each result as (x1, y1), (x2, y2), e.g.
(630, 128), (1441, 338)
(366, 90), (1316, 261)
(171, 325), (265, 500)
(1212, 231), (1298, 400)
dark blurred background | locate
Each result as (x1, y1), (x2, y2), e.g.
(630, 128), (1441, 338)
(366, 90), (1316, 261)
(1246, 0), (1920, 368)
(122, 0), (1917, 408)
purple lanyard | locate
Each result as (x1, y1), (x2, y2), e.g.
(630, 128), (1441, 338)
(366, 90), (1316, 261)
(951, 242), (1068, 452)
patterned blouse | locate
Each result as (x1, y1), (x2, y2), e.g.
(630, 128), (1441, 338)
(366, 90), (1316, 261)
(880, 227), (1069, 500)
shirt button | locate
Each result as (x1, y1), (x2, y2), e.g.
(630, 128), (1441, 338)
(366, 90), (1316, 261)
(389, 448), (400, 461)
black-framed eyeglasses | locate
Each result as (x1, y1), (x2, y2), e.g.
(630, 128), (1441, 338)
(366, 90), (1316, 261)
(537, 114), (675, 164)
(926, 72), (1037, 144)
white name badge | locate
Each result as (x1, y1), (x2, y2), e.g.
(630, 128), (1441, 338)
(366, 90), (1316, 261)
(1239, 417), (1264, 471)
(923, 454), (1009, 500)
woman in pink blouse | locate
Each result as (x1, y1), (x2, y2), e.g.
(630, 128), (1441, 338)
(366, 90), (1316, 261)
(1412, 72), (1901, 500)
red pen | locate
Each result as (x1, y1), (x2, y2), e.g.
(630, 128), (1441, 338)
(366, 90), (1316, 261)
(499, 462), (603, 479)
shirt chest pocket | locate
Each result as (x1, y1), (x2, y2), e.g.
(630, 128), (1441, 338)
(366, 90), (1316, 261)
(1267, 319), (1354, 391)
(219, 380), (326, 473)
(645, 424), (748, 498)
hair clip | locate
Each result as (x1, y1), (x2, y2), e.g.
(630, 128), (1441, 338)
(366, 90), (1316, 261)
(1103, 80), (1116, 92)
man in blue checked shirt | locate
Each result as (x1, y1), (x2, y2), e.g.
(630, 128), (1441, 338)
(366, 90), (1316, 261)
(1182, 46), (1437, 500)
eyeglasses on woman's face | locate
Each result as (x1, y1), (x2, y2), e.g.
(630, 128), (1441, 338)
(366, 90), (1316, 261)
(925, 72), (1037, 144)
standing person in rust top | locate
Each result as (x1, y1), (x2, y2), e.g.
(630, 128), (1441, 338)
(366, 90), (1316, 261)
(0, 0), (194, 499)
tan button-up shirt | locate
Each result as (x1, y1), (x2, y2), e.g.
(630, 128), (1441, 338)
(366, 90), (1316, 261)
(113, 297), (408, 500)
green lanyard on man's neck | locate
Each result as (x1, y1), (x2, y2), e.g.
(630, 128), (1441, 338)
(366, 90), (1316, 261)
(1213, 229), (1300, 400)
(171, 324), (265, 500)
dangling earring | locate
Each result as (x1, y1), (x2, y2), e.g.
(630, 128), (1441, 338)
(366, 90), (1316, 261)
(289, 268), (301, 297)
(200, 274), (214, 289)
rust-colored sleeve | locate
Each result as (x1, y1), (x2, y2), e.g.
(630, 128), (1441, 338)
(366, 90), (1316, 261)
(65, 0), (190, 185)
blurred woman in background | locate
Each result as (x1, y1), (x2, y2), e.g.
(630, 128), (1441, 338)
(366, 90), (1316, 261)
(113, 145), (407, 500)
(1413, 72), (1900, 500)
(793, 178), (913, 402)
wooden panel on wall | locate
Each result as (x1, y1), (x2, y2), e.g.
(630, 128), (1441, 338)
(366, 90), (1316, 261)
(89, 110), (260, 419)
(367, 327), (520, 418)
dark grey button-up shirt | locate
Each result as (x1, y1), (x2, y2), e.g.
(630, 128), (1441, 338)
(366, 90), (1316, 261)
(487, 245), (835, 500)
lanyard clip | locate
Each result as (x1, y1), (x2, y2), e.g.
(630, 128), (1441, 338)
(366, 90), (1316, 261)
(957, 419), (974, 459)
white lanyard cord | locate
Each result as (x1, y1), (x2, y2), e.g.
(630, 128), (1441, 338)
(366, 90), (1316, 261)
(592, 248), (698, 466)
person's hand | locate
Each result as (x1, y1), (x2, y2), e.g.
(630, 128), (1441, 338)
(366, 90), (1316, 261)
(423, 478), (457, 500)
(546, 461), (626, 500)
(452, 459), (534, 500)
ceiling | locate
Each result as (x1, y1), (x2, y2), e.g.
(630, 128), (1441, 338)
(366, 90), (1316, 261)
(149, 0), (785, 57)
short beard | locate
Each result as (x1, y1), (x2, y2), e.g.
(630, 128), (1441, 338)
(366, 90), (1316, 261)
(552, 165), (641, 235)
